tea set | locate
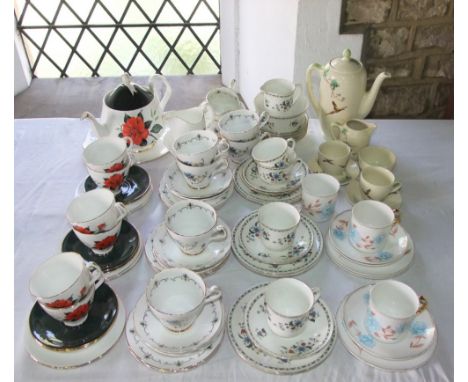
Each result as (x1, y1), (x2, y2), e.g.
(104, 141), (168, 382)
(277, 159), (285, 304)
(24, 48), (437, 374)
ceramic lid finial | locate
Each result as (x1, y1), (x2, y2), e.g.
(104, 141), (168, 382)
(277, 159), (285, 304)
(121, 72), (136, 95)
(343, 49), (352, 61)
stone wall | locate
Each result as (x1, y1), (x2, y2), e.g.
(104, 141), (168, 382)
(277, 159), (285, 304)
(341, 0), (453, 118)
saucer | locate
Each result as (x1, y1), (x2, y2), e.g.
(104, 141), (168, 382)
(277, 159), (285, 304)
(346, 179), (402, 210)
(228, 283), (336, 375)
(62, 220), (141, 276)
(234, 160), (303, 205)
(24, 294), (125, 369)
(243, 159), (308, 195)
(308, 159), (350, 186)
(240, 214), (313, 265)
(30, 283), (118, 350)
(145, 219), (231, 274)
(254, 92), (308, 119)
(133, 294), (223, 356)
(232, 211), (323, 277)
(245, 291), (334, 360)
(325, 234), (414, 280)
(337, 286), (437, 371)
(165, 163), (233, 199)
(126, 311), (224, 373)
(329, 210), (411, 266)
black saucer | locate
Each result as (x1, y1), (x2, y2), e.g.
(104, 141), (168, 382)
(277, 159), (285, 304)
(84, 165), (150, 204)
(29, 283), (118, 350)
(61, 220), (139, 272)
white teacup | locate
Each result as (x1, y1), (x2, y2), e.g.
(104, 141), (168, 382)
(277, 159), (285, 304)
(227, 132), (269, 164)
(173, 130), (229, 167)
(218, 110), (269, 141)
(29, 252), (104, 326)
(176, 157), (229, 189)
(251, 137), (296, 169)
(261, 79), (302, 113)
(366, 280), (428, 343)
(146, 268), (222, 332)
(73, 220), (122, 255)
(359, 166), (401, 201)
(359, 145), (396, 171)
(348, 200), (395, 254)
(264, 278), (320, 338)
(318, 140), (351, 177)
(256, 159), (303, 185)
(258, 202), (301, 252)
(66, 189), (128, 234)
(87, 160), (132, 194)
(302, 173), (340, 223)
(165, 200), (228, 255)
(83, 136), (133, 173)
(206, 87), (243, 116)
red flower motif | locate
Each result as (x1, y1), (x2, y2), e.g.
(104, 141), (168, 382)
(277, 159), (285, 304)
(45, 298), (73, 308)
(121, 116), (149, 145)
(65, 303), (90, 321)
(73, 225), (92, 234)
(104, 173), (124, 190)
(105, 161), (125, 173)
(97, 223), (107, 232)
(94, 234), (118, 250)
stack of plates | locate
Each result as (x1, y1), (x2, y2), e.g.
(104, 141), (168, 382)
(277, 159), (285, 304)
(326, 210), (414, 279)
(228, 283), (336, 375)
(231, 210), (323, 277)
(126, 294), (224, 372)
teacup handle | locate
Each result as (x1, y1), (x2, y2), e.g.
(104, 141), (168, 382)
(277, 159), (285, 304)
(345, 158), (360, 179)
(311, 287), (321, 303)
(115, 202), (129, 221)
(86, 261), (105, 290)
(289, 159), (305, 182)
(218, 138), (230, 155)
(204, 285), (222, 305)
(292, 84), (302, 104)
(207, 225), (228, 245)
(416, 295), (428, 314)
(258, 111), (270, 129)
(390, 180), (402, 194)
(330, 122), (342, 140)
(258, 131), (271, 141)
(211, 158), (229, 176)
(286, 138), (296, 151)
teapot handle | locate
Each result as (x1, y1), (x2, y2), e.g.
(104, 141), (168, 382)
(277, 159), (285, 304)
(148, 74), (172, 112)
(306, 63), (323, 116)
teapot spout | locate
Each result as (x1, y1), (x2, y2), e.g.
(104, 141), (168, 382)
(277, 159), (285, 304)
(358, 71), (391, 118)
(81, 111), (110, 138)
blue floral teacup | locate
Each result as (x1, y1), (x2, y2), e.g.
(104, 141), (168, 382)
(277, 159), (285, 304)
(302, 173), (340, 223)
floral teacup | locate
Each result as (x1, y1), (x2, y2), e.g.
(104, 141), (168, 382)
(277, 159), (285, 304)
(83, 136), (133, 173)
(302, 173), (340, 223)
(176, 157), (229, 189)
(87, 160), (132, 194)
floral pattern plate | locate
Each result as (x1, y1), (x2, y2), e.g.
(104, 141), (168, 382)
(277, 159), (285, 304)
(240, 214), (313, 265)
(133, 295), (223, 356)
(126, 311), (224, 373)
(325, 234), (414, 280)
(242, 159), (309, 195)
(165, 163), (233, 199)
(232, 212), (323, 277)
(346, 179), (402, 210)
(329, 210), (411, 266)
(228, 283), (336, 375)
(245, 291), (334, 360)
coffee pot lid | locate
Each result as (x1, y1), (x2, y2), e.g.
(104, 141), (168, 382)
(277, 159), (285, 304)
(104, 73), (153, 111)
(330, 49), (362, 73)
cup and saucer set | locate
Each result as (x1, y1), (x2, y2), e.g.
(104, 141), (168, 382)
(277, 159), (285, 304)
(145, 199), (231, 276)
(62, 188), (142, 280)
(337, 280), (437, 371)
(234, 136), (310, 205)
(326, 200), (414, 279)
(24, 252), (126, 368)
(126, 268), (225, 372)
(159, 129), (235, 209)
(254, 78), (310, 141)
(232, 202), (323, 277)
(228, 278), (336, 375)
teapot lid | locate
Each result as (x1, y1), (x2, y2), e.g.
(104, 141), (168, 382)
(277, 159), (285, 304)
(330, 49), (362, 73)
(104, 73), (153, 111)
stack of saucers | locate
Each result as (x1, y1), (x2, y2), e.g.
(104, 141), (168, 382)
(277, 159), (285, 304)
(228, 279), (336, 375)
(126, 269), (224, 373)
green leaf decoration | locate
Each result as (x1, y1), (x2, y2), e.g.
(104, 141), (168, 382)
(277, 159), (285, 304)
(144, 120), (151, 129)
(123, 114), (131, 122)
(137, 112), (144, 119)
(151, 124), (163, 134)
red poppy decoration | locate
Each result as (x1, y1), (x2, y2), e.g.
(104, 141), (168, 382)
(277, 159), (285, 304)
(105, 161), (125, 173)
(119, 114), (150, 146)
(65, 303), (90, 321)
(73, 225), (92, 234)
(45, 298), (73, 308)
(94, 235), (118, 250)
(97, 223), (107, 232)
(104, 173), (124, 190)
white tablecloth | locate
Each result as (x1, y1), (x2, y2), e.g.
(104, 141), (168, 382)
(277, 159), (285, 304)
(14, 118), (453, 381)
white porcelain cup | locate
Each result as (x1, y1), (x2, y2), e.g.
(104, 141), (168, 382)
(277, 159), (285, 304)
(73, 220), (122, 255)
(218, 110), (269, 141)
(87, 160), (132, 194)
(29, 252), (104, 326)
(359, 166), (401, 201)
(176, 157), (229, 189)
(226, 132), (270, 164)
(348, 200), (395, 254)
(318, 140), (351, 176)
(302, 173), (340, 223)
(366, 280), (428, 343)
(264, 278), (320, 338)
(358, 145), (396, 171)
(146, 268), (222, 332)
(258, 202), (301, 252)
(165, 200), (228, 255)
(83, 136), (133, 173)
(251, 137), (296, 169)
(173, 130), (229, 167)
(261, 79), (302, 113)
(256, 159), (303, 185)
(66, 189), (128, 234)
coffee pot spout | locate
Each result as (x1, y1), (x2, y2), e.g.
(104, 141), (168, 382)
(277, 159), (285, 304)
(81, 111), (110, 138)
(359, 71), (391, 118)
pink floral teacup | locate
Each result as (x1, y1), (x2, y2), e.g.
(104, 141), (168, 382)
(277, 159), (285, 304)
(302, 173), (340, 223)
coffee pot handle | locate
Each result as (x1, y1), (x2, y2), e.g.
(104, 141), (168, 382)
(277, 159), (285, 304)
(204, 285), (222, 305)
(86, 262), (105, 290)
(148, 74), (172, 111)
(306, 63), (324, 116)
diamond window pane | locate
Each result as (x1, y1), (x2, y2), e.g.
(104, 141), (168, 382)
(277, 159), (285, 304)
(122, 3), (148, 24)
(205, 0), (220, 17)
(21, 5), (49, 26)
(43, 30), (73, 68)
(191, 1), (218, 23)
(139, 0), (164, 20)
(75, 30), (105, 68)
(66, 55), (94, 77)
(193, 52), (218, 74)
(142, 29), (171, 68)
(175, 29), (203, 68)
(98, 54), (124, 77)
(34, 57), (62, 78)
(55, 5), (82, 25)
(157, 3), (185, 23)
(67, 0), (95, 22)
(173, 0), (199, 21)
(109, 29), (137, 69)
(89, 27), (115, 47)
(99, 0), (129, 21)
(162, 54), (187, 75)
(88, 3), (117, 25)
(30, 0), (61, 23)
(129, 54), (157, 76)
(58, 27), (82, 47)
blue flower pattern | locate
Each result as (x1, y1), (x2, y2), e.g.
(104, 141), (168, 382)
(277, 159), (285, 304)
(410, 321), (427, 336)
(358, 334), (375, 348)
(377, 251), (393, 261)
(365, 310), (380, 333)
(320, 204), (335, 219)
(374, 234), (385, 245)
(333, 227), (345, 240)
